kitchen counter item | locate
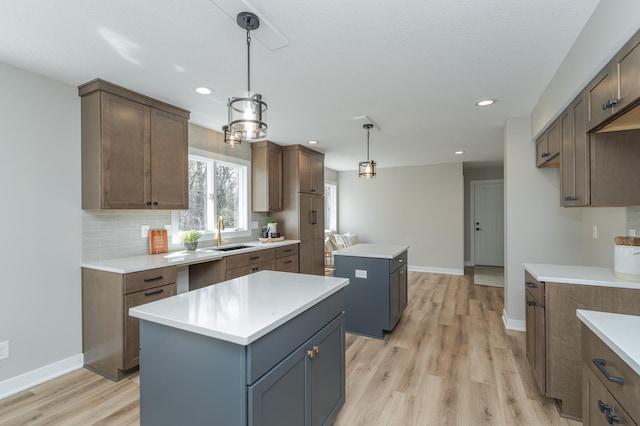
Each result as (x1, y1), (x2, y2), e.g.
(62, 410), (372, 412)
(81, 239), (299, 274)
(577, 309), (640, 376)
(129, 270), (348, 345)
(524, 263), (640, 289)
(614, 245), (640, 281)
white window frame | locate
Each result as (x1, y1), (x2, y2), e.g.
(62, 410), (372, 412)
(324, 180), (338, 234)
(171, 148), (251, 244)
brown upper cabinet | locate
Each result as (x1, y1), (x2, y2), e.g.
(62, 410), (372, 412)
(251, 141), (283, 212)
(298, 148), (324, 195)
(535, 120), (560, 167)
(587, 30), (640, 131)
(79, 79), (190, 210)
(560, 93), (590, 207)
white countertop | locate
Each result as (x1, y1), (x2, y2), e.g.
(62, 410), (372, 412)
(524, 263), (640, 289)
(333, 243), (409, 259)
(81, 240), (300, 274)
(577, 310), (640, 376)
(129, 270), (349, 345)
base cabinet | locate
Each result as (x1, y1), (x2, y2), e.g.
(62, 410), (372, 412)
(335, 249), (408, 338)
(82, 266), (177, 380)
(137, 290), (345, 426)
(249, 314), (345, 426)
(524, 270), (640, 420)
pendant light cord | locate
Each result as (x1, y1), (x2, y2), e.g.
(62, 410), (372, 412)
(246, 28), (251, 92)
(366, 127), (370, 161)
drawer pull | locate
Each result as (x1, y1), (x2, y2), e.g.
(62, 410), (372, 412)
(144, 289), (164, 297)
(593, 359), (625, 385)
(606, 411), (620, 424)
(527, 300), (536, 307)
(250, 256), (260, 260)
(598, 400), (612, 413)
(283, 249), (292, 253)
(143, 276), (163, 282)
(283, 260), (293, 264)
(251, 267), (260, 272)
(540, 152), (550, 158)
(526, 282), (537, 288)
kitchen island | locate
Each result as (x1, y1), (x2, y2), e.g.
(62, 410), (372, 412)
(334, 243), (409, 338)
(129, 270), (348, 426)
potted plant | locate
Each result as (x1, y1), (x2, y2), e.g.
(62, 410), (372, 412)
(181, 229), (201, 251)
(266, 216), (278, 236)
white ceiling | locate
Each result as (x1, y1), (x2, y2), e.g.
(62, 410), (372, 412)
(0, 0), (600, 171)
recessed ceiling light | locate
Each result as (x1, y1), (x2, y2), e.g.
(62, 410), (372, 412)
(455, 150), (465, 155)
(194, 86), (214, 95)
(307, 140), (319, 145)
(476, 99), (496, 106)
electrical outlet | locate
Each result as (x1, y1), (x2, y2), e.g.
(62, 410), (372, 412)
(355, 269), (368, 279)
(164, 224), (172, 236)
(0, 341), (8, 361)
(630, 229), (637, 237)
(141, 225), (149, 238)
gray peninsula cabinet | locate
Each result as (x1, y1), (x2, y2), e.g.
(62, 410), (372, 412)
(334, 244), (409, 339)
(129, 271), (349, 426)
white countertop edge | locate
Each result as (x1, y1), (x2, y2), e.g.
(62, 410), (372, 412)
(577, 309), (640, 376)
(333, 243), (409, 259)
(129, 278), (348, 345)
(81, 240), (300, 274)
(523, 263), (640, 289)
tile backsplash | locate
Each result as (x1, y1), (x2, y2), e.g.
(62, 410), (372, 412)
(626, 207), (640, 235)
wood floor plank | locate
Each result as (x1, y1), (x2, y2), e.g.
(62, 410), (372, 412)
(0, 269), (582, 425)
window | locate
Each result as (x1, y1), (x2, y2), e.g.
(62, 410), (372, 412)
(172, 149), (250, 243)
(324, 181), (337, 233)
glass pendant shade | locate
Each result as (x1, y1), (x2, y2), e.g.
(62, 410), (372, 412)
(228, 91), (267, 140)
(222, 125), (241, 146)
(359, 123), (376, 179)
(359, 160), (377, 178)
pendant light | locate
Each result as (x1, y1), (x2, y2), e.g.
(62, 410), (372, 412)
(359, 124), (377, 179)
(222, 125), (241, 147)
(227, 12), (267, 141)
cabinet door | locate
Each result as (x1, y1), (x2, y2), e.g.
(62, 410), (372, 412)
(310, 155), (324, 195)
(583, 364), (636, 426)
(252, 143), (283, 212)
(586, 65), (615, 130)
(299, 193), (313, 240)
(248, 344), (307, 426)
(150, 108), (188, 209)
(398, 265), (408, 313)
(299, 150), (314, 193)
(615, 31), (640, 114)
(309, 314), (345, 426)
(101, 92), (151, 209)
(525, 291), (546, 395)
(571, 94), (590, 206)
(390, 269), (401, 328)
(124, 283), (176, 370)
(267, 145), (283, 211)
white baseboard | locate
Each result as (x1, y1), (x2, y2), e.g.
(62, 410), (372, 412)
(0, 353), (84, 400)
(409, 266), (465, 276)
(502, 309), (526, 332)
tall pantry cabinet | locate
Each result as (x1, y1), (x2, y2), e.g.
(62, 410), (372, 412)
(282, 145), (325, 275)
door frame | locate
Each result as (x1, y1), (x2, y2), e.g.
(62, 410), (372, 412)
(469, 179), (504, 266)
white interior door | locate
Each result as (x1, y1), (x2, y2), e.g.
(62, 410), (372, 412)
(473, 181), (504, 266)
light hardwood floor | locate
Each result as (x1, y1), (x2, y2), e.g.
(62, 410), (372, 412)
(0, 271), (580, 426)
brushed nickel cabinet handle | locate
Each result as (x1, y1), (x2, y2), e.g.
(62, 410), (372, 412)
(143, 276), (163, 282)
(144, 289), (164, 297)
(593, 359), (625, 385)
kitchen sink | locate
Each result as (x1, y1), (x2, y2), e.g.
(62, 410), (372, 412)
(200, 245), (253, 252)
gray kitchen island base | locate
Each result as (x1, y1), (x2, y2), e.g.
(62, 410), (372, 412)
(138, 290), (346, 426)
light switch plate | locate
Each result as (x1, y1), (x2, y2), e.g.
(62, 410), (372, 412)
(164, 224), (172, 236)
(141, 225), (149, 238)
(630, 229), (637, 237)
(0, 341), (8, 361)
(355, 269), (367, 279)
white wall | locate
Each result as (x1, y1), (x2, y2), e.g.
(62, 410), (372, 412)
(532, 0), (640, 137)
(0, 62), (82, 395)
(338, 163), (464, 275)
(581, 208), (626, 267)
(503, 117), (582, 330)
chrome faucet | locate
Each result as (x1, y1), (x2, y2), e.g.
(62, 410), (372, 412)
(216, 217), (226, 246)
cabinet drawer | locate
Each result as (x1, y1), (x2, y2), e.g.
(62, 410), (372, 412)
(276, 254), (299, 273)
(583, 326), (640, 422)
(276, 244), (299, 258)
(226, 260), (275, 280)
(524, 271), (545, 307)
(391, 251), (408, 273)
(124, 266), (177, 294)
(226, 249), (275, 270)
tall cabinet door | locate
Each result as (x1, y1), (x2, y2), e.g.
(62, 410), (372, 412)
(150, 108), (189, 210)
(101, 92), (151, 209)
